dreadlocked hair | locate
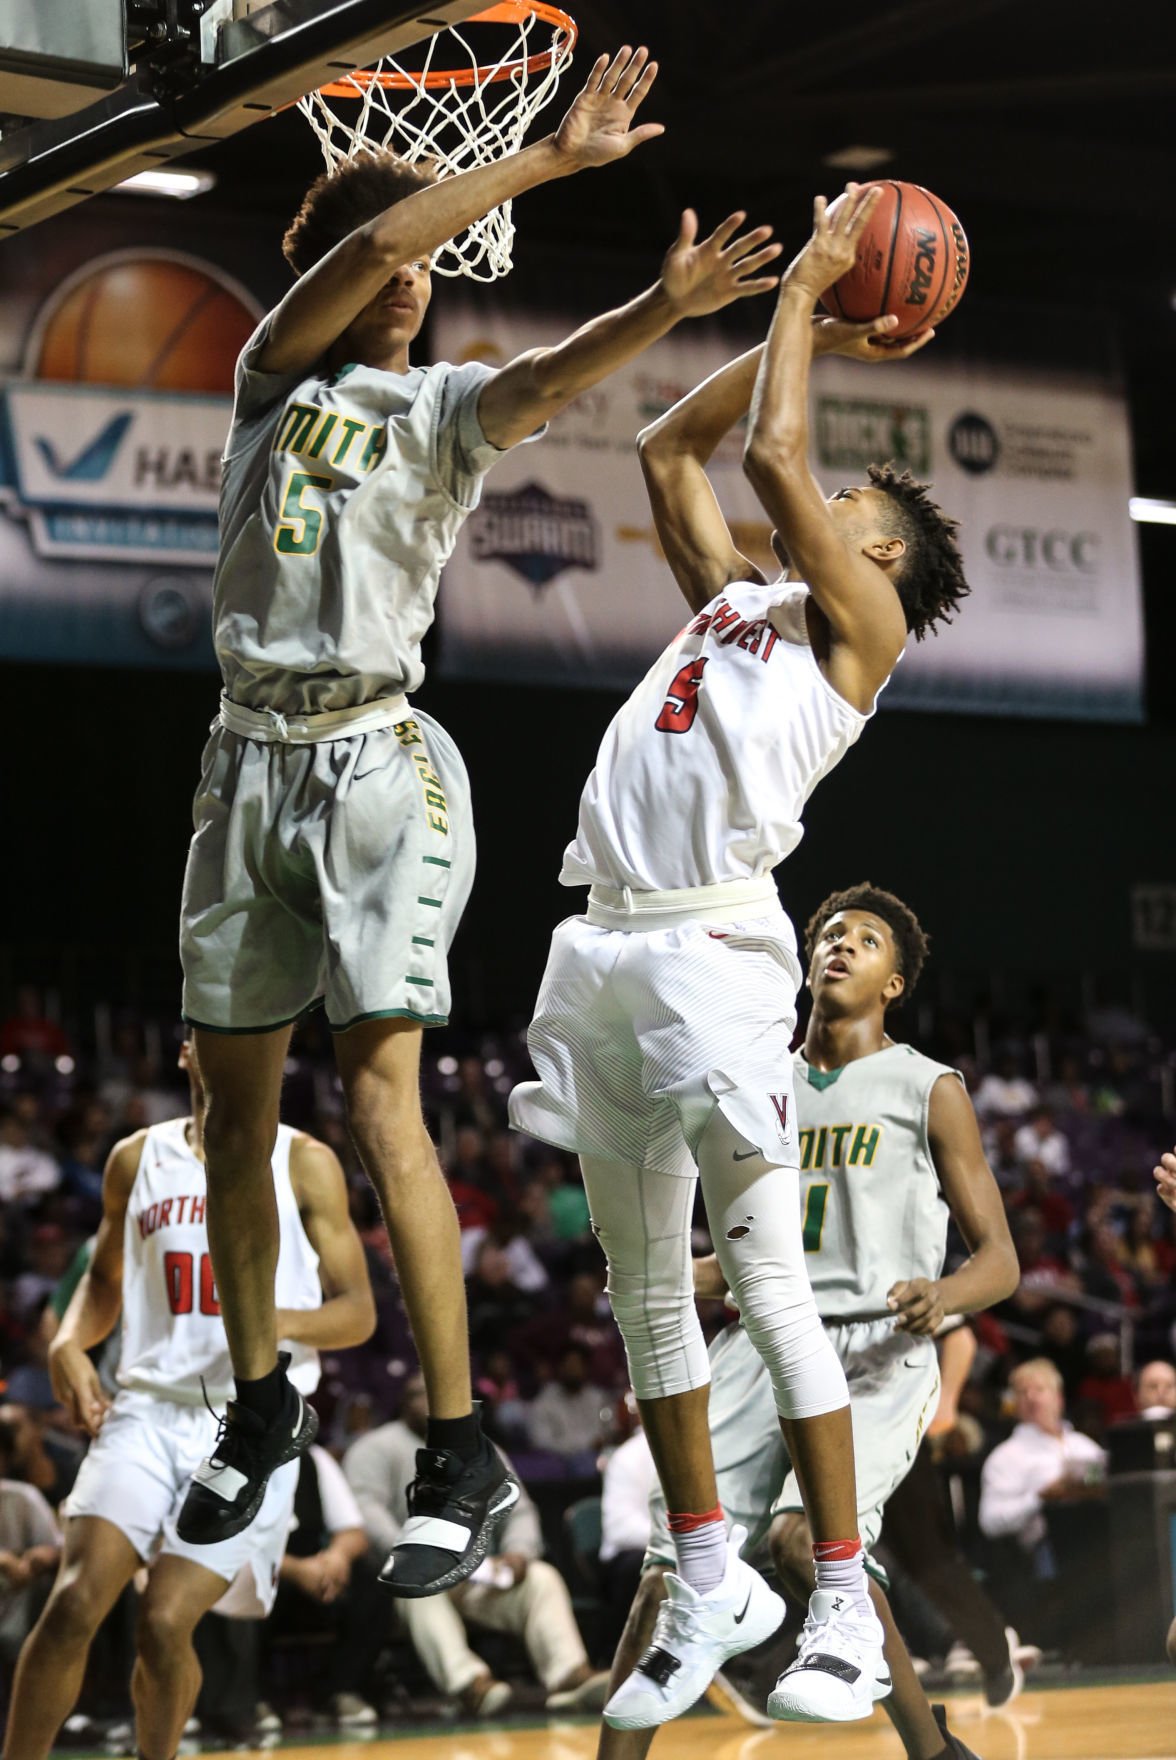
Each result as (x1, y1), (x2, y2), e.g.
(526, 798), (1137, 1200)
(282, 150), (439, 276)
(804, 882), (930, 1010)
(867, 462), (970, 642)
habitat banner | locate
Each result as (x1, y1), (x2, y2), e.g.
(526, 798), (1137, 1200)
(0, 226), (262, 669)
(433, 304), (1144, 721)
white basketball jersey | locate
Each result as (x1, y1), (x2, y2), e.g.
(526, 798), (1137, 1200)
(118, 1119), (322, 1405)
(793, 1043), (959, 1319)
(562, 582), (883, 893)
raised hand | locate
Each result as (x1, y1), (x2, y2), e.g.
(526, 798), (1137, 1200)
(660, 210), (782, 318)
(1155, 1149), (1176, 1213)
(781, 182), (884, 300)
(553, 46), (663, 168)
(812, 314), (936, 362)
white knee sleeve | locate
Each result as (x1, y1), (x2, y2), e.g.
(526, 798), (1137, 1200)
(696, 1110), (848, 1421)
(579, 1156), (711, 1401)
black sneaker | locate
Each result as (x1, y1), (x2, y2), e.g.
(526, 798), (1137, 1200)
(378, 1441), (519, 1597)
(175, 1352), (318, 1544)
(982, 1625), (1027, 1708)
(932, 1702), (983, 1760)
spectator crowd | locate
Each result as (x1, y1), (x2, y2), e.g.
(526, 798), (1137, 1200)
(1, 984), (1175, 1732)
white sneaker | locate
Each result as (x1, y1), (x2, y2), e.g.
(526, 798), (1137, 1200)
(603, 1525), (784, 1730)
(945, 1641), (982, 1681)
(767, 1589), (891, 1723)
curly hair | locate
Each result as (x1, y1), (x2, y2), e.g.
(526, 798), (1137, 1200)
(282, 150), (438, 276)
(867, 462), (970, 643)
(804, 881), (930, 1008)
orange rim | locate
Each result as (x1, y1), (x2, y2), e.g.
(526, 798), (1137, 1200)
(315, 1), (577, 96)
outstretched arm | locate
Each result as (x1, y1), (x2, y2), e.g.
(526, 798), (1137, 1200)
(477, 207), (779, 451)
(743, 185), (931, 705)
(49, 1133), (143, 1435)
(258, 46), (663, 375)
(638, 300), (932, 613)
(888, 1075), (1020, 1334)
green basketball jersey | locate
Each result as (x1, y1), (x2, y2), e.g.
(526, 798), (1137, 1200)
(793, 1042), (959, 1319)
(214, 326), (508, 718)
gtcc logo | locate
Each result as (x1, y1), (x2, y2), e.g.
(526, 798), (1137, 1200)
(985, 527), (1101, 571)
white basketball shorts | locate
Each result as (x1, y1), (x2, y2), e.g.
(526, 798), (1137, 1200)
(64, 1389), (297, 1616)
(645, 1319), (940, 1568)
(510, 907), (803, 1176)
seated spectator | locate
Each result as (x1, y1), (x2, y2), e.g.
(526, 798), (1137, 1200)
(465, 1240), (546, 1359)
(1037, 1303), (1087, 1397)
(599, 1409), (656, 1652)
(461, 1209), (549, 1293)
(973, 1053), (1038, 1123)
(263, 1446), (382, 1729)
(513, 1271), (627, 1392)
(525, 1346), (610, 1466)
(1119, 1199), (1168, 1298)
(0, 1416), (61, 1671)
(0, 1368), (83, 1507)
(12, 1225), (74, 1328)
(1080, 1220), (1140, 1310)
(979, 1359), (1106, 1559)
(1042, 1053), (1091, 1116)
(1004, 1209), (1078, 1332)
(452, 1056), (507, 1136)
(1013, 1108), (1072, 1181)
(344, 1375), (607, 1717)
(1075, 1334), (1137, 1428)
(1133, 1359), (1176, 1418)
(1006, 1161), (1075, 1249)
(474, 1348), (531, 1448)
(0, 1109), (60, 1207)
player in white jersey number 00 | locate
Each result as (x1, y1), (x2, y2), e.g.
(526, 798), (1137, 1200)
(3, 1037), (374, 1760)
(510, 186), (972, 1728)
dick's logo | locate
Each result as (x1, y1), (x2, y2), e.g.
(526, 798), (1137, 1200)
(470, 480), (599, 589)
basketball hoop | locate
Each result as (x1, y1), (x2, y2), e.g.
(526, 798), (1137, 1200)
(297, 1), (578, 281)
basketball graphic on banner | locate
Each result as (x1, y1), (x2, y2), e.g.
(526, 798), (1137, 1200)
(31, 254), (256, 392)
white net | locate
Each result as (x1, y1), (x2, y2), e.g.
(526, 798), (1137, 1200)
(297, 6), (576, 281)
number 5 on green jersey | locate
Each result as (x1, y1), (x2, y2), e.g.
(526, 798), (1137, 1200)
(275, 470), (331, 556)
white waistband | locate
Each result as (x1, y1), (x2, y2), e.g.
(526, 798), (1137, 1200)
(218, 693), (410, 744)
(586, 876), (780, 932)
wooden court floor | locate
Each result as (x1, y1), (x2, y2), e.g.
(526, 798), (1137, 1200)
(265, 1680), (1176, 1760)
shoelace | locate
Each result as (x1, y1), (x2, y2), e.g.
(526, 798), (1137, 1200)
(651, 1594), (713, 1654)
(199, 1379), (260, 1472)
(795, 1607), (876, 1665)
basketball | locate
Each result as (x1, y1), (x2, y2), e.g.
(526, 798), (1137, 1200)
(32, 255), (258, 392)
(821, 180), (970, 338)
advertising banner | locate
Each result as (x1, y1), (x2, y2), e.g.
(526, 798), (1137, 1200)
(433, 303), (1144, 721)
(0, 232), (262, 668)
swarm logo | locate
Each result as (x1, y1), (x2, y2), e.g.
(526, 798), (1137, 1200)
(0, 248), (260, 568)
(470, 480), (599, 589)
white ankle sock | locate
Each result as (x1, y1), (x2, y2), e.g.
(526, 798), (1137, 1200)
(812, 1541), (871, 1614)
(669, 1514), (727, 1595)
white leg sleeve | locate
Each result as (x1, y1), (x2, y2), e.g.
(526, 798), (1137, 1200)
(695, 1108), (849, 1421)
(579, 1156), (710, 1400)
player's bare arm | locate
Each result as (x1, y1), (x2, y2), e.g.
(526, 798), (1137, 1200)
(744, 185), (928, 709)
(279, 1135), (376, 1350)
(478, 208), (780, 452)
(1154, 1148), (1176, 1212)
(258, 46), (663, 376)
(637, 301), (933, 614)
(48, 1131), (145, 1434)
(888, 1075), (1019, 1334)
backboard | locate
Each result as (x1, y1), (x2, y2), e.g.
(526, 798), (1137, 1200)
(0, 0), (486, 236)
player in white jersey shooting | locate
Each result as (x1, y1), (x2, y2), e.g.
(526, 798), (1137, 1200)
(510, 186), (971, 1727)
(594, 882), (1018, 1760)
(1, 1039), (374, 1760)
(176, 43), (784, 1593)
